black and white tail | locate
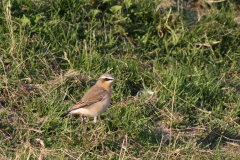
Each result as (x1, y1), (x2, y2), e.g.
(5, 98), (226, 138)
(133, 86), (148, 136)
(59, 111), (71, 119)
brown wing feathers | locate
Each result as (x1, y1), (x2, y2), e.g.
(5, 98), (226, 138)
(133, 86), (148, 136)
(60, 85), (108, 117)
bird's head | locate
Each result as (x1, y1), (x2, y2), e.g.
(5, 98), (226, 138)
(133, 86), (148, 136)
(97, 74), (116, 88)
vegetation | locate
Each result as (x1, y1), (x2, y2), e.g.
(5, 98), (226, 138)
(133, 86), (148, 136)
(1, 0), (240, 159)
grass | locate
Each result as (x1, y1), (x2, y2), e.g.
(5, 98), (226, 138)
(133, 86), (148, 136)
(1, 0), (240, 159)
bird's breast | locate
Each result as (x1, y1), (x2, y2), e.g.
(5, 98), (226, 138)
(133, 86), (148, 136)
(93, 94), (111, 115)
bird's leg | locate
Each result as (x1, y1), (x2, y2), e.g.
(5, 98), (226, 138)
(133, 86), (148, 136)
(92, 116), (98, 139)
(94, 116), (97, 123)
(98, 115), (102, 125)
(94, 116), (97, 129)
(81, 115), (86, 133)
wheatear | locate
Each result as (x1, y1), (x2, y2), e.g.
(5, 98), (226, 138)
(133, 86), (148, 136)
(60, 74), (115, 123)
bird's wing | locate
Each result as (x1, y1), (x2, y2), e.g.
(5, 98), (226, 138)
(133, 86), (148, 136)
(67, 85), (108, 112)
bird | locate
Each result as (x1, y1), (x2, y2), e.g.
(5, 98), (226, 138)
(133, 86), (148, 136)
(60, 73), (116, 124)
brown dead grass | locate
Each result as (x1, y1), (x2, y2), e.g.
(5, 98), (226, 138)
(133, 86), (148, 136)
(159, 0), (240, 23)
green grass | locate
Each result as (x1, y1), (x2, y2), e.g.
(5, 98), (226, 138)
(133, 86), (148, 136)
(1, 0), (240, 159)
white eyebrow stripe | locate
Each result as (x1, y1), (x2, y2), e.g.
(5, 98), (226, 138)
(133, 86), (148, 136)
(101, 76), (113, 79)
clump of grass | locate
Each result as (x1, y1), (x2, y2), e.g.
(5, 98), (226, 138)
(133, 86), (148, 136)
(1, 0), (240, 159)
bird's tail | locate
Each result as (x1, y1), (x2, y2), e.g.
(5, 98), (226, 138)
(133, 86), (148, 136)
(58, 112), (70, 119)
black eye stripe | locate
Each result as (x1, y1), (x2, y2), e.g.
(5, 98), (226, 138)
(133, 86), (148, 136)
(104, 78), (112, 81)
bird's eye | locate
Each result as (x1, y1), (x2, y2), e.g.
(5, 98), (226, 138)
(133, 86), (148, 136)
(104, 78), (110, 81)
